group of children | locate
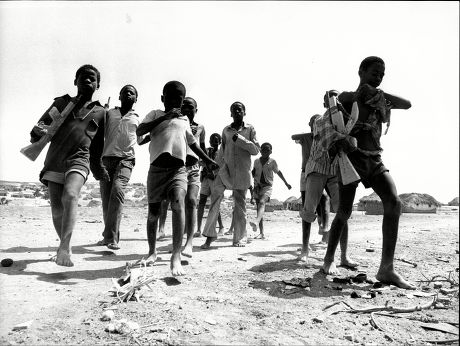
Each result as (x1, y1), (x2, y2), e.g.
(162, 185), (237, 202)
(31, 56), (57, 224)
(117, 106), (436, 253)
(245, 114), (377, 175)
(27, 56), (415, 289)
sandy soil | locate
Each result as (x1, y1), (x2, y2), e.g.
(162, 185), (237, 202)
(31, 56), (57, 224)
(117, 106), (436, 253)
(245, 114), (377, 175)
(0, 204), (458, 345)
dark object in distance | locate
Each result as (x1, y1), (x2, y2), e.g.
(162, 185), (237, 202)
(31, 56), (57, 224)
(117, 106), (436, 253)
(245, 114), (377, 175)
(1, 258), (13, 267)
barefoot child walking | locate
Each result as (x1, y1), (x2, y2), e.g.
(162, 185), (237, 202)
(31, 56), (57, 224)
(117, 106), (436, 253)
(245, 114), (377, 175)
(322, 56), (414, 289)
(97, 84), (142, 250)
(249, 142), (291, 239)
(27, 64), (107, 267)
(136, 81), (217, 276)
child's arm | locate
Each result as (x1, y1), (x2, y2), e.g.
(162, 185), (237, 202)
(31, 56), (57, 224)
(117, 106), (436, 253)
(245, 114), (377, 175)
(382, 92), (411, 110)
(231, 127), (260, 155)
(136, 109), (181, 136)
(137, 134), (151, 146)
(276, 171), (292, 190)
(89, 113), (109, 181)
(188, 142), (218, 169)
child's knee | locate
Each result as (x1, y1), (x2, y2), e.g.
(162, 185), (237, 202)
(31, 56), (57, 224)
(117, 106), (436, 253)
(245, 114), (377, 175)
(185, 195), (198, 209)
(384, 196), (402, 215)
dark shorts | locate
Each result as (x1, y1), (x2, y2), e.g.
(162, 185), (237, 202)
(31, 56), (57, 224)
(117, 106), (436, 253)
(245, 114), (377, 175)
(147, 165), (187, 203)
(348, 151), (389, 188)
(41, 164), (89, 185)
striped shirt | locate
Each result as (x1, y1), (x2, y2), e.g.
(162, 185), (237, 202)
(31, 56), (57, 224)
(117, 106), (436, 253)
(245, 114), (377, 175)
(304, 110), (345, 177)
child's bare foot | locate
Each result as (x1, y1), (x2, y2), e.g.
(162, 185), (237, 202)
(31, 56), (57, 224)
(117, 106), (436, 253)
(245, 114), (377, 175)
(297, 249), (309, 262)
(254, 233), (265, 240)
(156, 232), (166, 240)
(322, 260), (339, 275)
(224, 230), (233, 236)
(193, 231), (202, 238)
(217, 228), (225, 236)
(170, 253), (185, 276)
(55, 249), (74, 267)
(145, 251), (158, 266)
(181, 244), (193, 258)
(340, 257), (359, 268)
(376, 268), (416, 290)
(200, 236), (216, 249)
(233, 241), (246, 247)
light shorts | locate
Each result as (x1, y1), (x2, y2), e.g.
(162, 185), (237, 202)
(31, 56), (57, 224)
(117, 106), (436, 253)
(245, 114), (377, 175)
(253, 184), (272, 202)
(200, 178), (212, 196)
(186, 164), (201, 187)
(147, 165), (187, 204)
(42, 167), (89, 185)
(300, 171), (306, 192)
(302, 172), (339, 222)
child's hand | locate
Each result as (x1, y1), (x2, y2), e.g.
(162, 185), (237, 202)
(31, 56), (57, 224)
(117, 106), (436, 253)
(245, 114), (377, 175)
(164, 108), (182, 120)
(101, 169), (111, 182)
(206, 160), (219, 171)
(32, 121), (48, 137)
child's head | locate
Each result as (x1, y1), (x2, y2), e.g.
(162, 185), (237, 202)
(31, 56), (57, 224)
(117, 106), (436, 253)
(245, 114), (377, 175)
(260, 142), (272, 158)
(74, 64), (100, 95)
(308, 114), (320, 131)
(230, 102), (246, 122)
(209, 133), (222, 147)
(358, 56), (385, 88)
(181, 97), (198, 121)
(119, 84), (138, 106)
(161, 81), (186, 110)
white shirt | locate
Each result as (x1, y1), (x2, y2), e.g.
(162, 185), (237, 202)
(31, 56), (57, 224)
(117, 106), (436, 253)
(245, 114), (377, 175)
(140, 110), (196, 164)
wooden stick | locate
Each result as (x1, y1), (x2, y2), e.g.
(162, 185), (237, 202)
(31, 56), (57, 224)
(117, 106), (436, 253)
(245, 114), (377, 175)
(421, 338), (460, 344)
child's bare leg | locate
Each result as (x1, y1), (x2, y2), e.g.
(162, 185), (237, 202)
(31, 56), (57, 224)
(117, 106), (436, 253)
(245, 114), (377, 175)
(47, 182), (64, 261)
(146, 202), (161, 265)
(323, 182), (357, 274)
(169, 187), (186, 276)
(182, 185), (199, 258)
(217, 212), (224, 230)
(258, 218), (265, 238)
(250, 198), (266, 237)
(339, 223), (358, 268)
(373, 173), (415, 290)
(195, 194), (208, 237)
(157, 200), (169, 240)
(55, 173), (85, 267)
(298, 221), (311, 262)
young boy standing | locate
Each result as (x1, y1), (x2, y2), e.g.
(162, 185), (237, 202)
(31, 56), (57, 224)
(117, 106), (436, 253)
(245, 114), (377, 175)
(195, 133), (225, 238)
(136, 81), (217, 276)
(28, 64), (106, 267)
(249, 142), (291, 239)
(201, 102), (259, 249)
(97, 85), (141, 250)
(292, 116), (331, 244)
(322, 56), (414, 289)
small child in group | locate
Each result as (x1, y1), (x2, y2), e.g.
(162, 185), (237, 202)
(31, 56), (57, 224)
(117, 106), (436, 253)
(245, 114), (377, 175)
(28, 64), (107, 266)
(297, 105), (357, 267)
(249, 142), (291, 239)
(97, 84), (142, 250)
(292, 116), (331, 244)
(322, 56), (414, 289)
(136, 81), (217, 276)
(195, 133), (225, 238)
(201, 101), (259, 249)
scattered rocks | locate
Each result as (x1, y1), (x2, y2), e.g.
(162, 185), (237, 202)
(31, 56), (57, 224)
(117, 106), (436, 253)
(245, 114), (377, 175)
(101, 310), (115, 321)
(12, 320), (33, 331)
(105, 319), (140, 334)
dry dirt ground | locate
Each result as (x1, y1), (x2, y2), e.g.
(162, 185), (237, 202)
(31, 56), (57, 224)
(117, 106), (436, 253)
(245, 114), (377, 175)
(0, 204), (458, 345)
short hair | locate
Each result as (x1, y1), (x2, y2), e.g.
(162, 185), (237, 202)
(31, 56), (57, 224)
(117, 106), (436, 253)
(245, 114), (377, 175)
(120, 84), (138, 97)
(230, 101), (245, 112)
(261, 142), (272, 150)
(163, 81), (186, 96)
(210, 133), (222, 142)
(184, 96), (197, 108)
(359, 56), (385, 72)
(75, 64), (101, 85)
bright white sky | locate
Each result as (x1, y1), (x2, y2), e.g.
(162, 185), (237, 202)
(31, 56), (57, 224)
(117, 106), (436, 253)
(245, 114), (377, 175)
(0, 1), (458, 203)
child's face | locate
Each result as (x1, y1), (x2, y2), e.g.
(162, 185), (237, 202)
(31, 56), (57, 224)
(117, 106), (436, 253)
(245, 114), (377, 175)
(119, 86), (137, 105)
(260, 145), (272, 158)
(360, 62), (385, 88)
(210, 136), (221, 147)
(75, 69), (98, 96)
(162, 89), (185, 110)
(231, 103), (245, 123)
(181, 99), (197, 121)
